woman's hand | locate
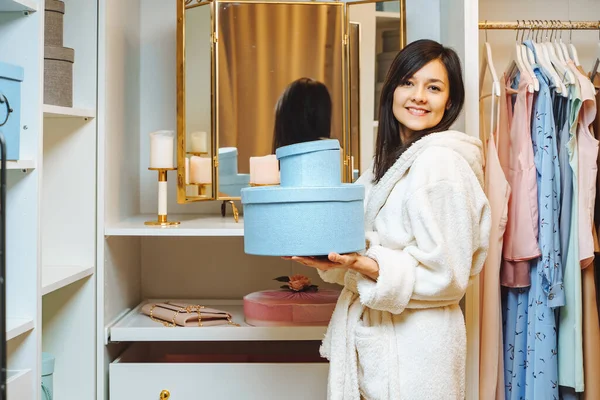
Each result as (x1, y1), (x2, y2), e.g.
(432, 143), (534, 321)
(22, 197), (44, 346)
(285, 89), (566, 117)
(284, 252), (380, 281)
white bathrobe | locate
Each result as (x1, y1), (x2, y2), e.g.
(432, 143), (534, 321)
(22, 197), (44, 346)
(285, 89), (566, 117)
(318, 131), (491, 400)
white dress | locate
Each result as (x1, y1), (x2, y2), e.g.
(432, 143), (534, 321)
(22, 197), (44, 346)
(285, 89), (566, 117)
(318, 130), (491, 400)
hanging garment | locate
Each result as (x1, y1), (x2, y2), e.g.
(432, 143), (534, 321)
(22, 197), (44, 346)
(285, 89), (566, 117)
(559, 60), (585, 392)
(500, 70), (540, 288)
(522, 44), (563, 400)
(479, 88), (510, 400)
(573, 65), (599, 269)
(502, 71), (534, 400)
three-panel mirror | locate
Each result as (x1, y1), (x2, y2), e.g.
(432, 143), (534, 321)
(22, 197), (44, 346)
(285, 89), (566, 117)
(177, 0), (405, 202)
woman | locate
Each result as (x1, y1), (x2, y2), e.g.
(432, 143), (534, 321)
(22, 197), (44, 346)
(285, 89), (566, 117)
(272, 77), (332, 152)
(290, 39), (491, 399)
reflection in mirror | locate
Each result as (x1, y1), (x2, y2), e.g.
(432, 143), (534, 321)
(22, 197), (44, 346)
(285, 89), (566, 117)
(348, 0), (404, 180)
(184, 2), (213, 199)
(216, 2), (344, 198)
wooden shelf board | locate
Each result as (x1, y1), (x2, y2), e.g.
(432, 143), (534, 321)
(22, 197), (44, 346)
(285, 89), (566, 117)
(42, 265), (94, 296)
(43, 104), (96, 119)
(109, 299), (328, 342)
(6, 317), (34, 340)
(105, 214), (245, 237)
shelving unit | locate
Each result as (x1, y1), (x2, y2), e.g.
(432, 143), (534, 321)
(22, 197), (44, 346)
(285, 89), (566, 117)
(6, 318), (34, 341)
(41, 265), (94, 295)
(109, 300), (327, 342)
(375, 10), (400, 23)
(0, 0), (37, 13)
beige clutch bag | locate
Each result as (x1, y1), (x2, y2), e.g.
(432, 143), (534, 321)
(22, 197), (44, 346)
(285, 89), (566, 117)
(141, 301), (240, 327)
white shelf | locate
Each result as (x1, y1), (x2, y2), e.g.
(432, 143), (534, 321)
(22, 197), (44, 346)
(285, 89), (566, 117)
(109, 299), (327, 342)
(105, 214), (245, 237)
(0, 0), (37, 12)
(375, 11), (400, 23)
(42, 265), (94, 296)
(6, 317), (34, 340)
(1, 159), (35, 170)
(43, 104), (96, 119)
(7, 369), (33, 399)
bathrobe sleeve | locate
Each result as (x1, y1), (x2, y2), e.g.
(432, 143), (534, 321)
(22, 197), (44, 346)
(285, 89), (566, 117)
(356, 149), (491, 315)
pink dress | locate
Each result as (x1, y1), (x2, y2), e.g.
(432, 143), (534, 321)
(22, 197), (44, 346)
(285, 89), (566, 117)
(571, 64), (600, 268)
(478, 84), (510, 400)
(500, 72), (540, 287)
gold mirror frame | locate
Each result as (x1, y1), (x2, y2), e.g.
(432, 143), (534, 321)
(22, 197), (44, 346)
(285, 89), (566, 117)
(176, 0), (406, 203)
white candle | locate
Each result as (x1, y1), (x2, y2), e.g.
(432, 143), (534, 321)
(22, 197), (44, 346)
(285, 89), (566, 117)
(249, 154), (280, 185)
(149, 130), (175, 168)
(189, 156), (212, 184)
(190, 131), (208, 153)
(185, 157), (190, 185)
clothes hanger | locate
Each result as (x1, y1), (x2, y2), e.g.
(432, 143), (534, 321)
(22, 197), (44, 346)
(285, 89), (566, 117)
(543, 20), (575, 90)
(517, 21), (538, 92)
(591, 22), (600, 81)
(507, 20), (534, 92)
(479, 21), (501, 100)
(531, 20), (566, 95)
(568, 22), (582, 66)
(552, 21), (567, 64)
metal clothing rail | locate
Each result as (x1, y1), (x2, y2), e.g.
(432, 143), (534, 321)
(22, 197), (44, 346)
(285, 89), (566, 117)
(479, 20), (600, 30)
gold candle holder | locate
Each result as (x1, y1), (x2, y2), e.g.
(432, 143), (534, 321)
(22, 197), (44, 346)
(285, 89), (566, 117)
(220, 200), (240, 223)
(145, 167), (181, 226)
(186, 151), (209, 157)
(189, 182), (209, 197)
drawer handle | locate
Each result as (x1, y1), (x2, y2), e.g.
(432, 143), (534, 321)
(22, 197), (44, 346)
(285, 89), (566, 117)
(0, 93), (13, 128)
(160, 389), (170, 399)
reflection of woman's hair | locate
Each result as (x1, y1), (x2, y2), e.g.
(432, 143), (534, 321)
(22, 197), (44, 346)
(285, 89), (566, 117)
(272, 77), (332, 152)
(374, 39), (465, 182)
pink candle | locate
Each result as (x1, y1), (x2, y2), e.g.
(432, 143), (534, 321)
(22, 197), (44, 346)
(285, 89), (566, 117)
(189, 156), (212, 184)
(249, 155), (280, 185)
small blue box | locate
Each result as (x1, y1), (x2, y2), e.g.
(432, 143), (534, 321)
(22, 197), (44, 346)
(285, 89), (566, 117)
(276, 140), (341, 187)
(218, 147), (239, 176)
(0, 62), (24, 160)
(219, 173), (250, 197)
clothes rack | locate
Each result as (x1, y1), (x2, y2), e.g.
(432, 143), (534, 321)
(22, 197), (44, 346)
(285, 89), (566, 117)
(478, 20), (600, 30)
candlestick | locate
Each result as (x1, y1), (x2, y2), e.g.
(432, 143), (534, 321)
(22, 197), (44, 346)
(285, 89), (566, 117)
(249, 154), (280, 185)
(149, 130), (175, 169)
(145, 167), (180, 226)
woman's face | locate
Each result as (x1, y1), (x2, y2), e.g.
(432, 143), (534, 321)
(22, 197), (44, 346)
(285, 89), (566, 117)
(392, 59), (451, 137)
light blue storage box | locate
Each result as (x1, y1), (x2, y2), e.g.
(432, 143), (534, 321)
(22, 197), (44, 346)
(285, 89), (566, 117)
(219, 173), (250, 197)
(218, 147), (239, 176)
(276, 139), (340, 187)
(41, 352), (55, 400)
(242, 185), (365, 256)
(0, 62), (24, 160)
(242, 139), (365, 256)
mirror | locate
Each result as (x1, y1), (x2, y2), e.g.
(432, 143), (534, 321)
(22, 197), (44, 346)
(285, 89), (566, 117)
(347, 0), (405, 181)
(215, 1), (345, 199)
(177, 0), (215, 202)
(176, 0), (406, 201)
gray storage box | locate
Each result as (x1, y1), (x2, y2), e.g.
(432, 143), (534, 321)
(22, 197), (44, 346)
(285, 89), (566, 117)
(45, 0), (65, 47)
(44, 45), (74, 107)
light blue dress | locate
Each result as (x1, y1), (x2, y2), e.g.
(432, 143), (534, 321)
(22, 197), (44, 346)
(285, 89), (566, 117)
(525, 41), (565, 400)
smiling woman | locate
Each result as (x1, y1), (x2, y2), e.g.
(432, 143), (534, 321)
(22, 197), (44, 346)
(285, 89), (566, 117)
(290, 39), (491, 400)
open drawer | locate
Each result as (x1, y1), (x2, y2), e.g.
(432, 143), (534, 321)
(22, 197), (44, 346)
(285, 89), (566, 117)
(109, 341), (329, 399)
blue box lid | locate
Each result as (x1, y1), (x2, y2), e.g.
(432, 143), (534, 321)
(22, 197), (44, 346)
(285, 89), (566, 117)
(0, 61), (24, 82)
(275, 139), (340, 160)
(241, 184), (363, 204)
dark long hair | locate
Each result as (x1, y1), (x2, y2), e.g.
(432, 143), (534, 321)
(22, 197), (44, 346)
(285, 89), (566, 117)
(272, 77), (332, 152)
(373, 39), (465, 182)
